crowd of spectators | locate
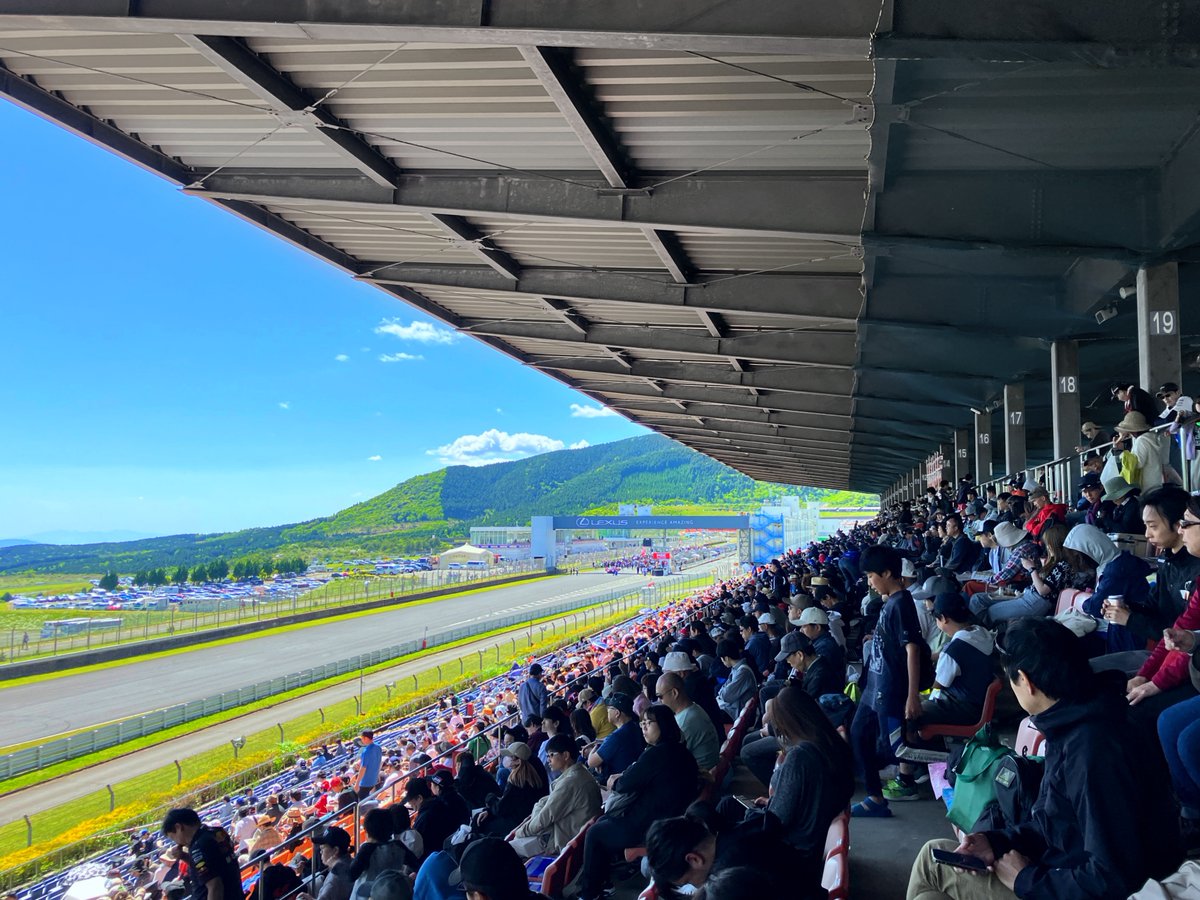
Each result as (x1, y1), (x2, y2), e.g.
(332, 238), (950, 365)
(32, 384), (1200, 900)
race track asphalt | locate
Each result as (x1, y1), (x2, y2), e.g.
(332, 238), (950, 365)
(0, 571), (667, 746)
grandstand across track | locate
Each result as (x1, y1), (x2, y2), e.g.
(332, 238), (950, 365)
(0, 569), (700, 747)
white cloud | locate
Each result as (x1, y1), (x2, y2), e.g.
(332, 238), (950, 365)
(430, 429), (566, 466)
(278, 401), (290, 410)
(367, 455), (382, 462)
(334, 354), (349, 362)
(496, 407), (504, 414)
(569, 440), (591, 450)
(570, 403), (617, 419)
(379, 352), (424, 363)
(375, 319), (460, 345)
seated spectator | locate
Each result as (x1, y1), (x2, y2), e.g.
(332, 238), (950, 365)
(664, 647), (724, 728)
(509, 733), (601, 858)
(586, 692), (644, 782)
(939, 514), (981, 575)
(577, 705), (700, 900)
(448, 837), (543, 900)
(537, 706), (575, 784)
(368, 872), (412, 900)
(645, 817), (719, 900)
(1077, 420), (1112, 452)
(522, 716), (546, 755)
(906, 618), (1182, 900)
(581, 682), (616, 740)
(910, 575), (958, 657)
(570, 706), (596, 748)
(297, 826), (353, 900)
(699, 867), (773, 900)
(349, 808), (417, 900)
(715, 641), (758, 721)
(248, 815), (283, 859)
(794, 607), (845, 675)
(1156, 626), (1200, 851)
(738, 616), (773, 677)
(712, 687), (853, 898)
(258, 864), (302, 900)
(888, 592), (996, 800)
(429, 772), (471, 829)
(454, 752), (499, 811)
(1063, 523), (1152, 652)
(984, 522), (1038, 591)
(478, 742), (548, 837)
(1117, 493), (1200, 724)
(404, 777), (458, 862)
(1076, 472), (1109, 527)
(851, 544), (926, 819)
(780, 632), (844, 700)
(655, 672), (720, 770)
(969, 522), (1062, 626)
(1022, 487), (1066, 539)
(1097, 476), (1145, 534)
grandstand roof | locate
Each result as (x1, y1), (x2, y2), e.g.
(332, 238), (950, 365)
(3, 2), (1200, 491)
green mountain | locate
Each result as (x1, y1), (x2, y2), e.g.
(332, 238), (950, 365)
(0, 434), (876, 574)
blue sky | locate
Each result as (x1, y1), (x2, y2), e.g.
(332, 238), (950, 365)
(0, 100), (645, 539)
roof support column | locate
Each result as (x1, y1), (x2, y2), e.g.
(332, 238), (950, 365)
(1051, 340), (1081, 460)
(1003, 383), (1026, 477)
(953, 428), (971, 484)
(975, 410), (993, 482)
(1137, 262), (1181, 397)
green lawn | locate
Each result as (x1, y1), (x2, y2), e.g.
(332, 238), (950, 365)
(0, 574), (96, 598)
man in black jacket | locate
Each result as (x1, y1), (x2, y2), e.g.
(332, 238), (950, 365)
(906, 618), (1181, 900)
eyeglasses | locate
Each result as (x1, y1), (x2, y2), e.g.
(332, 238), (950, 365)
(1180, 519), (1200, 530)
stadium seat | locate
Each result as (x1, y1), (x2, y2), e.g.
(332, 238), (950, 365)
(539, 814), (598, 898)
(822, 811), (849, 860)
(917, 678), (1004, 742)
(1015, 716), (1046, 756)
(821, 850), (848, 900)
(1054, 588), (1082, 616)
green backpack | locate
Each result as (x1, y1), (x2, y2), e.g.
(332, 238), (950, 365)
(947, 725), (1012, 831)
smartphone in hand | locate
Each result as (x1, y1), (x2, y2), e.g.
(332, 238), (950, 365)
(930, 848), (988, 871)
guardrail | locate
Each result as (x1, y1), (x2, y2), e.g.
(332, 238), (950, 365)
(0, 573), (711, 780)
(0, 560), (545, 664)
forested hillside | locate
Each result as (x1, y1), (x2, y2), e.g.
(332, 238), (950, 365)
(1, 434), (875, 573)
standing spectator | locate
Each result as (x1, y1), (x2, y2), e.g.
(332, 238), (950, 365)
(1112, 410), (1167, 494)
(160, 809), (243, 900)
(738, 616), (773, 677)
(1076, 421), (1111, 452)
(518, 664), (548, 722)
(850, 545), (926, 819)
(352, 730), (383, 800)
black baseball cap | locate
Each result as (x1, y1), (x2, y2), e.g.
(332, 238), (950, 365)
(312, 826), (351, 852)
(448, 838), (528, 894)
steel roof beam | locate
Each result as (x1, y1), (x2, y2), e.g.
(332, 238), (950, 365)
(0, 2), (876, 55)
(421, 214), (521, 280)
(651, 419), (927, 452)
(460, 319), (856, 367)
(527, 355), (856, 397)
(364, 265), (862, 322)
(567, 379), (849, 418)
(538, 299), (589, 336)
(607, 399), (851, 433)
(189, 172), (868, 241)
(178, 35), (399, 188)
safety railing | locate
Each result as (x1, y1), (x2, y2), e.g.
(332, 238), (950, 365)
(0, 574), (710, 780)
(0, 561), (546, 665)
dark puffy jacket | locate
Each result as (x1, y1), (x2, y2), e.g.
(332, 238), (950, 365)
(985, 675), (1181, 899)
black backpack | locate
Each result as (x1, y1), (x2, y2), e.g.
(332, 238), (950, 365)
(992, 753), (1045, 828)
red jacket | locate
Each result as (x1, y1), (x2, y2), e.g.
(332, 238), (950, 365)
(1138, 584), (1200, 690)
(1024, 503), (1067, 538)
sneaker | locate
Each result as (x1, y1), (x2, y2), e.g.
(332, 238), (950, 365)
(850, 797), (893, 818)
(882, 778), (922, 802)
(913, 768), (931, 785)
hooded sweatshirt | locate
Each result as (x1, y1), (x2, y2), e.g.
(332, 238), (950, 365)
(1063, 525), (1152, 651)
(932, 626), (994, 709)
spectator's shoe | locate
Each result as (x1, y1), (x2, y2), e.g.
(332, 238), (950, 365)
(882, 778), (922, 802)
(850, 797), (892, 818)
(913, 768), (931, 785)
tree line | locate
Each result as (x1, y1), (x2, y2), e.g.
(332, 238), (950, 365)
(97, 555), (308, 590)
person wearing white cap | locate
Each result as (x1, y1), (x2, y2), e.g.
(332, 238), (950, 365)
(981, 522), (1039, 592)
(796, 607), (845, 675)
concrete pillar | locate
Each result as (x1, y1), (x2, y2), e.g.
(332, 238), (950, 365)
(1137, 262), (1181, 395)
(1051, 340), (1081, 460)
(974, 410), (993, 481)
(954, 428), (971, 483)
(1004, 383), (1027, 476)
